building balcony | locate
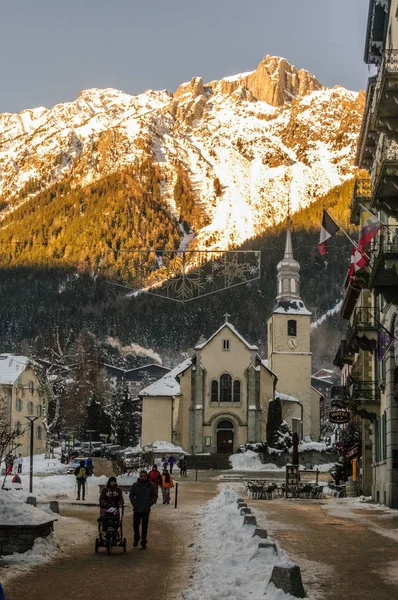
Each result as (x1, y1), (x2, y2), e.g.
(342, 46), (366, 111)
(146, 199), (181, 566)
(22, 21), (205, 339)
(368, 226), (398, 302)
(346, 307), (377, 353)
(350, 178), (372, 225)
(348, 381), (380, 418)
(372, 50), (398, 139)
(333, 340), (355, 370)
(355, 77), (378, 170)
(370, 134), (398, 215)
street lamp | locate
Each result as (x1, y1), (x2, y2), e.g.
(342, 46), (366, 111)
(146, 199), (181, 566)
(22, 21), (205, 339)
(86, 429), (96, 457)
(25, 416), (39, 494)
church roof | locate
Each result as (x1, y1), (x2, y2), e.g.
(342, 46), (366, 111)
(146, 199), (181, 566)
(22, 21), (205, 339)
(195, 322), (258, 351)
(273, 299), (311, 316)
(139, 358), (192, 397)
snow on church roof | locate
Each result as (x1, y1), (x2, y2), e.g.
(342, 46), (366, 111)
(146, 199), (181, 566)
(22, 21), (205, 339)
(274, 300), (311, 316)
(195, 322), (258, 351)
(139, 358), (192, 397)
(0, 354), (30, 385)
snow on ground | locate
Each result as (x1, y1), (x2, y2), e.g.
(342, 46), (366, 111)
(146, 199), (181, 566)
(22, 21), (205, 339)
(144, 440), (187, 454)
(230, 451), (335, 473)
(180, 487), (301, 600)
(1, 533), (59, 565)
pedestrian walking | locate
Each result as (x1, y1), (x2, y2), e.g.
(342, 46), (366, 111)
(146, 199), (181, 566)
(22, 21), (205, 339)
(129, 470), (157, 550)
(12, 456), (19, 474)
(5, 453), (13, 475)
(18, 454), (23, 473)
(162, 456), (168, 471)
(85, 456), (94, 477)
(74, 460), (88, 501)
(178, 456), (188, 476)
(168, 454), (176, 474)
(161, 469), (174, 504)
(148, 464), (162, 502)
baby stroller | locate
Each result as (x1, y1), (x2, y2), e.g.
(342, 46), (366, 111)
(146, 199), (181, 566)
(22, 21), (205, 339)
(95, 504), (126, 554)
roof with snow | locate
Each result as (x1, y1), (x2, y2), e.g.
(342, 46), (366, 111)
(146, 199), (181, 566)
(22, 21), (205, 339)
(275, 391), (302, 404)
(0, 354), (30, 385)
(195, 322), (258, 351)
(274, 300), (311, 316)
(139, 358), (192, 397)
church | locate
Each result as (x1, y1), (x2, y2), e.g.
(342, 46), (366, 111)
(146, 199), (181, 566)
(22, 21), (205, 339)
(140, 224), (321, 453)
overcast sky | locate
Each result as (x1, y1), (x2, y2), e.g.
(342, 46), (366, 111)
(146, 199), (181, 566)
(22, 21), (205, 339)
(0, 0), (370, 114)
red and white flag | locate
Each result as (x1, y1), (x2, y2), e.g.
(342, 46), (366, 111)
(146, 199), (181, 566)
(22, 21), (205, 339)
(318, 209), (340, 255)
(349, 246), (369, 280)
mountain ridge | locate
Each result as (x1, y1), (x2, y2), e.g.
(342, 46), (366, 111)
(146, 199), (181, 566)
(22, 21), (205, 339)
(0, 54), (364, 252)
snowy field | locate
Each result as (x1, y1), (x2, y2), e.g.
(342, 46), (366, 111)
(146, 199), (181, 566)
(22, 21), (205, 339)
(181, 487), (303, 600)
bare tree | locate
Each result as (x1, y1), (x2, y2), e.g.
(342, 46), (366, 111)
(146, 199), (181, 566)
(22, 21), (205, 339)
(0, 400), (23, 467)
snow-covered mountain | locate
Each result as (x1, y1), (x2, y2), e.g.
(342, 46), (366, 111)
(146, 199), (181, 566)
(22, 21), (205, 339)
(0, 55), (364, 249)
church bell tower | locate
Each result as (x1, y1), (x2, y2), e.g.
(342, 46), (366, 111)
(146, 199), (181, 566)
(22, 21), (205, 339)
(267, 221), (316, 438)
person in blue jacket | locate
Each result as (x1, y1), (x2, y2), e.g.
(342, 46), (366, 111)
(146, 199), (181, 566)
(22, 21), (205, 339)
(168, 455), (176, 474)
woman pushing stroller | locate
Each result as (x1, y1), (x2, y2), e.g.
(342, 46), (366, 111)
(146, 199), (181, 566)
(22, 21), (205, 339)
(99, 477), (124, 528)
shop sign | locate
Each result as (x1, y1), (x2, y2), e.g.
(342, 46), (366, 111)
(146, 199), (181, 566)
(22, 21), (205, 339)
(329, 410), (350, 424)
(346, 444), (360, 459)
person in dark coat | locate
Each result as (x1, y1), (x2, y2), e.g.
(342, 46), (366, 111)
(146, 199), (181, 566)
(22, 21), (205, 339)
(168, 455), (176, 474)
(129, 470), (157, 549)
(74, 460), (88, 501)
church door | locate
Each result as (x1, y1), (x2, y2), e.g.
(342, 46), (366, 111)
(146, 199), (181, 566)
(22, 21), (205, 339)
(217, 421), (234, 453)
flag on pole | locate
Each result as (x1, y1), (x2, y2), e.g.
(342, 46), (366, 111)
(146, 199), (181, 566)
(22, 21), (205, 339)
(348, 246), (369, 280)
(377, 321), (394, 361)
(358, 206), (381, 250)
(318, 209), (340, 255)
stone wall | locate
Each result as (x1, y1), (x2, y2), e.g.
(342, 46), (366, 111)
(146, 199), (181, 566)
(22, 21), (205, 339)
(0, 521), (53, 556)
(263, 450), (338, 468)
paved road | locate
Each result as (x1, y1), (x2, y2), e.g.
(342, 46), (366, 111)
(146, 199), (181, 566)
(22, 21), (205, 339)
(5, 478), (218, 600)
(251, 497), (398, 600)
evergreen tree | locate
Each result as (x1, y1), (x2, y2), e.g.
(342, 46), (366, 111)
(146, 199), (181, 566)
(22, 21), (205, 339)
(109, 384), (141, 447)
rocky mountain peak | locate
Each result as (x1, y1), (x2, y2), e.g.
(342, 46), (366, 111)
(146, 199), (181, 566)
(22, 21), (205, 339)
(207, 55), (322, 106)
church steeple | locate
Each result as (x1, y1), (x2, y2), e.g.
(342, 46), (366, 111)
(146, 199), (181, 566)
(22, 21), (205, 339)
(276, 220), (301, 302)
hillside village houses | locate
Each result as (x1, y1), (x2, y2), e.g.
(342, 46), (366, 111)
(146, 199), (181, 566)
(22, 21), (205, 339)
(140, 224), (322, 453)
(0, 354), (48, 456)
(333, 0), (398, 508)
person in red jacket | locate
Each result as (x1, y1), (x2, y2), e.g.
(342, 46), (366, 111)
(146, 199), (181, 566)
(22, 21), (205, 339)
(148, 464), (162, 503)
(99, 477), (124, 511)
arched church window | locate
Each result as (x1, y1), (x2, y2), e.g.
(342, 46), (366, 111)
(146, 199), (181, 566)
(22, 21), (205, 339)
(283, 279), (289, 292)
(233, 380), (241, 403)
(211, 380), (219, 403)
(217, 419), (234, 429)
(220, 374), (232, 402)
(291, 279), (296, 293)
(287, 319), (297, 336)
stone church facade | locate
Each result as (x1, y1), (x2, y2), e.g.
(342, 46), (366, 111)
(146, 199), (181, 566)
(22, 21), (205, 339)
(140, 224), (321, 453)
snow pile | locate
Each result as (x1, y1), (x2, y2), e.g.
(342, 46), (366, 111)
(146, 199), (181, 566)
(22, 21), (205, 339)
(0, 488), (57, 526)
(298, 440), (330, 453)
(22, 454), (66, 475)
(144, 440), (187, 454)
(230, 450), (265, 471)
(181, 487), (299, 600)
(1, 533), (59, 564)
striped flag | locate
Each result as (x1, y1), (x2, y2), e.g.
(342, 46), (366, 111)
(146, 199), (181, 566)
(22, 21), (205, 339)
(318, 210), (340, 255)
(358, 206), (381, 250)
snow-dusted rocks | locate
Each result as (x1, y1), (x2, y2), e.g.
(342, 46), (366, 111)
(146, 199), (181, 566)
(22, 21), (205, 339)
(0, 55), (363, 251)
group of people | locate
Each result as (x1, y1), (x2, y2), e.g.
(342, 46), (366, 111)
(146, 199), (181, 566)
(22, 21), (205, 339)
(74, 457), (94, 501)
(156, 454), (187, 477)
(4, 453), (23, 475)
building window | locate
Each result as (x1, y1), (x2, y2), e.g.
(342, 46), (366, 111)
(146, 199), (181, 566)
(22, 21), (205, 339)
(15, 398), (23, 411)
(220, 374), (232, 402)
(222, 339), (230, 351)
(29, 380), (34, 394)
(217, 419), (234, 429)
(36, 426), (42, 440)
(15, 421), (22, 434)
(287, 319), (297, 336)
(27, 401), (34, 415)
(36, 404), (43, 418)
(211, 380), (219, 403)
(233, 380), (241, 403)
